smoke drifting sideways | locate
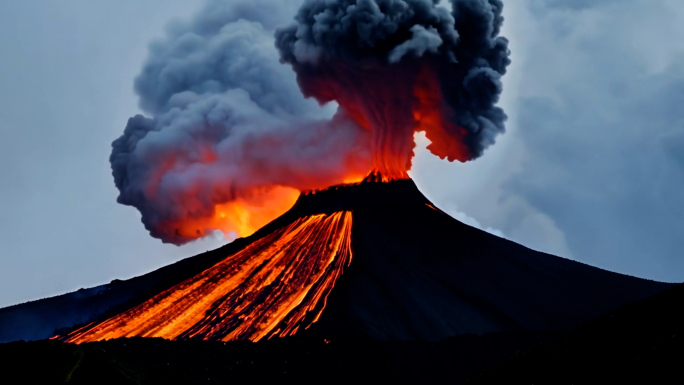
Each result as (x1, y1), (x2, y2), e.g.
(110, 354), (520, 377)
(112, 1), (372, 245)
(111, 0), (510, 245)
(276, 0), (510, 179)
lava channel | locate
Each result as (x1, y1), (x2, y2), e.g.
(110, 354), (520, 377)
(62, 211), (353, 343)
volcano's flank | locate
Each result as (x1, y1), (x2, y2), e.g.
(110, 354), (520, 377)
(0, 178), (673, 343)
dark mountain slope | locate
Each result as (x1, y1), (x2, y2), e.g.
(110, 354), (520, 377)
(0, 177), (674, 343)
(0, 332), (556, 385)
(309, 182), (673, 340)
(469, 283), (684, 384)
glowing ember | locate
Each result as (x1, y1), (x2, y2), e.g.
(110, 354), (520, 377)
(63, 211), (353, 343)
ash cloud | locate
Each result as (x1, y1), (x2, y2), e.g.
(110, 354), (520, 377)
(275, 0), (511, 160)
(112, 0), (511, 244)
(111, 3), (371, 244)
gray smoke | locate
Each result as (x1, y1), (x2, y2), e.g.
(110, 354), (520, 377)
(111, 2), (371, 245)
(111, 0), (511, 244)
(276, 0), (511, 160)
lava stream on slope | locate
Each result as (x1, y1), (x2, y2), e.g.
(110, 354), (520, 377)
(63, 211), (353, 343)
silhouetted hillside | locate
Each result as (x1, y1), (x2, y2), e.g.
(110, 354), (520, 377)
(0, 332), (555, 385)
(469, 283), (684, 384)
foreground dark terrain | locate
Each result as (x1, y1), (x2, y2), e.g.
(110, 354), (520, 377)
(470, 282), (684, 384)
(2, 284), (682, 384)
(0, 332), (554, 384)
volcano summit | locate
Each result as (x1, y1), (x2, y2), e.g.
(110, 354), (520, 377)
(0, 177), (670, 343)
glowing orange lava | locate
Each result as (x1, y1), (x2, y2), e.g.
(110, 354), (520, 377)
(170, 186), (300, 240)
(62, 211), (353, 343)
(342, 173), (367, 185)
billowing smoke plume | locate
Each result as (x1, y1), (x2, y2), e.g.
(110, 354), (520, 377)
(111, 2), (371, 245)
(111, 0), (510, 244)
(276, 0), (510, 178)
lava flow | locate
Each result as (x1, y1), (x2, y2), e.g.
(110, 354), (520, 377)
(63, 211), (353, 343)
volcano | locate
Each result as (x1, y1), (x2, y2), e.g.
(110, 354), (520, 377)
(0, 177), (672, 343)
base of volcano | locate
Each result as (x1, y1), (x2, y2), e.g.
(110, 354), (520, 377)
(4, 283), (682, 384)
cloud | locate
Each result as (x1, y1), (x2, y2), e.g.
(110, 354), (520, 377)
(502, 0), (684, 280)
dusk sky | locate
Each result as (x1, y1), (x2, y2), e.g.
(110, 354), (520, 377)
(1, 0), (683, 308)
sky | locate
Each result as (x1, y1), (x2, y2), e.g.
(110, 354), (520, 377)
(1, 0), (683, 308)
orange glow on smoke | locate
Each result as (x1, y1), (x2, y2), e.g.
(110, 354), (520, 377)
(304, 64), (418, 181)
(304, 63), (471, 183)
(342, 174), (367, 185)
(62, 211), (353, 343)
(413, 68), (472, 162)
(143, 66), (471, 244)
(170, 186), (299, 240)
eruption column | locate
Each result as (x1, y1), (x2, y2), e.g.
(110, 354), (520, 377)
(110, 0), (510, 244)
(276, 0), (510, 180)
